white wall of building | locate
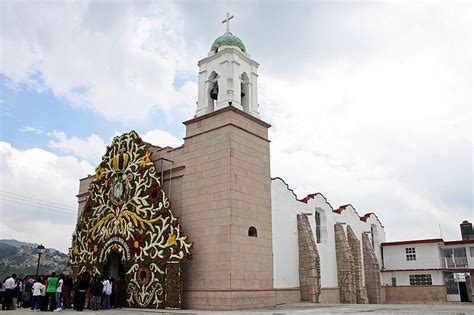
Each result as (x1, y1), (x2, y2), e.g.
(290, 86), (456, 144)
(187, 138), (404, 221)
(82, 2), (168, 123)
(382, 243), (442, 270)
(381, 270), (444, 286)
(271, 177), (386, 289)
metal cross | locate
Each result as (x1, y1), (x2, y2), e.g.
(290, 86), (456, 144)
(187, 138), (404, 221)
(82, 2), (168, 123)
(222, 12), (234, 33)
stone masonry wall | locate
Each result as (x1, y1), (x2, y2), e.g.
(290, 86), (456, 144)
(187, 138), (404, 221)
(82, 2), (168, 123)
(362, 232), (383, 304)
(346, 225), (368, 304)
(297, 214), (321, 303)
(334, 223), (357, 303)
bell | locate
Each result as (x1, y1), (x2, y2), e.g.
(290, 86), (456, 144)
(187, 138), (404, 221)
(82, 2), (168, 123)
(210, 83), (218, 100)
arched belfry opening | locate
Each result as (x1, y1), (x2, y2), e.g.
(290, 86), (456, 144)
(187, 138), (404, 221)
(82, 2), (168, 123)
(207, 71), (219, 113)
(241, 72), (250, 113)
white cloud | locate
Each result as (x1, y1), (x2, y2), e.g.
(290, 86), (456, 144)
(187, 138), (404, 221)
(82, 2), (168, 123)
(47, 131), (107, 163)
(19, 126), (43, 134)
(0, 141), (94, 252)
(141, 129), (183, 148)
(0, 1), (198, 122)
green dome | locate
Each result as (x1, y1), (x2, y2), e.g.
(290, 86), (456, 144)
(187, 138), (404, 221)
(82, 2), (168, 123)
(210, 32), (246, 53)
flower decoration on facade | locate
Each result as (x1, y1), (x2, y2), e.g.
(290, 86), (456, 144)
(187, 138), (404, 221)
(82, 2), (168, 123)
(131, 235), (142, 254)
(84, 200), (94, 216)
(95, 167), (106, 180)
(148, 186), (161, 203)
(138, 267), (151, 285)
(139, 151), (151, 168)
(166, 234), (177, 246)
(69, 130), (192, 310)
(112, 152), (130, 171)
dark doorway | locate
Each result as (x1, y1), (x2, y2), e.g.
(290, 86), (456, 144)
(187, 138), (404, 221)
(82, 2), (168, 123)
(459, 281), (469, 302)
(106, 252), (125, 280)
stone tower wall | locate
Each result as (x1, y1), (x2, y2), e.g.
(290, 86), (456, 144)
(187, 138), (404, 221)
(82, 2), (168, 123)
(346, 225), (368, 304)
(362, 232), (383, 304)
(297, 213), (321, 303)
(172, 107), (274, 309)
(334, 223), (357, 303)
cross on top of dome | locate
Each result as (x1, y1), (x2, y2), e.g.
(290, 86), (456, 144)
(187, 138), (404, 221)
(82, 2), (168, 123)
(222, 12), (234, 33)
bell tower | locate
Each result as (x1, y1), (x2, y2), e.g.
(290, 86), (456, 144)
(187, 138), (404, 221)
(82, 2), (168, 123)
(195, 13), (260, 118)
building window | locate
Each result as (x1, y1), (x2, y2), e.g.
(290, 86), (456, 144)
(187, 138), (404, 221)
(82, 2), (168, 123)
(406, 247), (416, 261)
(248, 226), (257, 237)
(315, 211), (321, 243)
(409, 274), (432, 285)
(470, 247), (474, 257)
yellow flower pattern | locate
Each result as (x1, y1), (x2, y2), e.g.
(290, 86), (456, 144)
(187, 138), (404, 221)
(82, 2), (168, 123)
(139, 151), (151, 168)
(166, 234), (177, 246)
(95, 167), (105, 180)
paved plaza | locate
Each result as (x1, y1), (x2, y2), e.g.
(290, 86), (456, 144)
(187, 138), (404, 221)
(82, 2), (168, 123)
(1, 303), (474, 315)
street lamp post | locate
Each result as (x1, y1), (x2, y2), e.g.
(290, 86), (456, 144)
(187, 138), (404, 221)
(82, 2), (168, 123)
(35, 244), (45, 279)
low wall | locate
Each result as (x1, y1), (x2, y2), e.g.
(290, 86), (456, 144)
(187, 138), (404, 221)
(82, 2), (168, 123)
(275, 288), (301, 305)
(384, 285), (446, 303)
(183, 288), (301, 310)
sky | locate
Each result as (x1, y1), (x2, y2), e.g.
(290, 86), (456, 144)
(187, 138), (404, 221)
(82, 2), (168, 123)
(0, 0), (472, 253)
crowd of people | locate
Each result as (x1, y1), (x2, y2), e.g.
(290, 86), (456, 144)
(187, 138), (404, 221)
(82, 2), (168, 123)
(0, 272), (125, 312)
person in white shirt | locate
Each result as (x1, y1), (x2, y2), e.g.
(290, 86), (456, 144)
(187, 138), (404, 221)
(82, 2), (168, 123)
(102, 278), (112, 310)
(55, 275), (64, 311)
(31, 279), (43, 311)
(2, 273), (17, 310)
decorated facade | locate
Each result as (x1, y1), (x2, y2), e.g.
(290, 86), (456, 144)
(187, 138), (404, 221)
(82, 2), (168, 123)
(69, 131), (192, 309)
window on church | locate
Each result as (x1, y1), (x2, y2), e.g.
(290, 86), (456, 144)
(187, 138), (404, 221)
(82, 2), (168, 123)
(406, 247), (416, 261)
(409, 274), (432, 286)
(470, 247), (474, 257)
(315, 211), (321, 243)
(248, 226), (257, 237)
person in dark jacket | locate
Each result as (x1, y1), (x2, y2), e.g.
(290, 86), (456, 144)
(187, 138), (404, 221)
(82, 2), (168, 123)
(114, 277), (124, 308)
(91, 276), (103, 311)
(74, 273), (89, 312)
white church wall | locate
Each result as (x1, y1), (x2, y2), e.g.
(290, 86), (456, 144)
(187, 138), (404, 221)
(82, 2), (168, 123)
(271, 178), (302, 288)
(304, 195), (339, 288)
(271, 177), (385, 290)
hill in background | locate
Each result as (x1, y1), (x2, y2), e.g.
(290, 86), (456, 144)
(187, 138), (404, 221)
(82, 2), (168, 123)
(0, 239), (69, 280)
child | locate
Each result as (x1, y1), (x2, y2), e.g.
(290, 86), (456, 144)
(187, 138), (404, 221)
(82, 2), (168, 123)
(31, 278), (43, 311)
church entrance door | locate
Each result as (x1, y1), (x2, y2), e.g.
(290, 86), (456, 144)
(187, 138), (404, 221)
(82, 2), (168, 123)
(106, 252), (125, 279)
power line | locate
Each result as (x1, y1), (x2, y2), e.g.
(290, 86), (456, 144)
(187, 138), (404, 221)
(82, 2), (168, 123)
(0, 194), (76, 212)
(0, 197), (77, 215)
(0, 189), (77, 210)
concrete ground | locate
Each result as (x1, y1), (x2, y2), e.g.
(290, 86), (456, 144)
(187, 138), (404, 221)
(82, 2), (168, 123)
(2, 303), (474, 315)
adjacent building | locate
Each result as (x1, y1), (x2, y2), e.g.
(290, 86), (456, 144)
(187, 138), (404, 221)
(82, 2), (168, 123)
(381, 222), (474, 303)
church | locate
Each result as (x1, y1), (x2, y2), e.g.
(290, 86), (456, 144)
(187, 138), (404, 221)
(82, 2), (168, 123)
(70, 14), (385, 310)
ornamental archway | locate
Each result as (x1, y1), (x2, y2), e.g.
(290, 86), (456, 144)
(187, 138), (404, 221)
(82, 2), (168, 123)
(69, 130), (192, 309)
